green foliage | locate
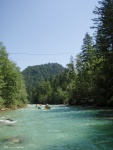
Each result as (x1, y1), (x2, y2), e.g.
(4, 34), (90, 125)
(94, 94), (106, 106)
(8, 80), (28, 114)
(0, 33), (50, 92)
(0, 96), (4, 109)
(33, 80), (52, 104)
(21, 0), (113, 107)
(92, 0), (113, 105)
(3, 0), (112, 107)
(22, 63), (64, 102)
(32, 56), (77, 105)
(0, 42), (28, 109)
(75, 33), (96, 104)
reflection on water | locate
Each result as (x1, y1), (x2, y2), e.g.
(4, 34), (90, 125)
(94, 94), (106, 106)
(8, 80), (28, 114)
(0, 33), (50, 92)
(0, 105), (113, 150)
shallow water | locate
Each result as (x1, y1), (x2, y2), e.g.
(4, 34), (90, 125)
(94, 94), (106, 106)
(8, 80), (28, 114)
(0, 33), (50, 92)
(0, 105), (113, 150)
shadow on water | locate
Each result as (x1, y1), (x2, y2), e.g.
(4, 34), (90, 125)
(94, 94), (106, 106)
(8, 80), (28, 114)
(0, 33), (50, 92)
(96, 109), (113, 117)
(51, 105), (113, 118)
(88, 119), (113, 150)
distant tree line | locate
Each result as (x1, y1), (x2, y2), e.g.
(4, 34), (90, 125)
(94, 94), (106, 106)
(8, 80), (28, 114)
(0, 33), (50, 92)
(0, 42), (28, 109)
(28, 0), (113, 106)
(22, 63), (64, 103)
(1, 0), (113, 108)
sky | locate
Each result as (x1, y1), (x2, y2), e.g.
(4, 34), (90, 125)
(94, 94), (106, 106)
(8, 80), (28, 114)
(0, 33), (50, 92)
(0, 0), (99, 71)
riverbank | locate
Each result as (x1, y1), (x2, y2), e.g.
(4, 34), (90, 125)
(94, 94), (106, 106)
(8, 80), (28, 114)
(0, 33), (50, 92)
(1, 104), (113, 112)
(0, 105), (27, 112)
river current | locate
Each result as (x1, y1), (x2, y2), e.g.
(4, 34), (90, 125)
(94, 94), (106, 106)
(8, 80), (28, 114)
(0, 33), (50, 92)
(0, 105), (113, 150)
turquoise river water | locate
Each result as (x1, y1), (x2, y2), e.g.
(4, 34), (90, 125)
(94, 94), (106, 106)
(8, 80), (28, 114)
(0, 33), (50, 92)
(0, 105), (113, 150)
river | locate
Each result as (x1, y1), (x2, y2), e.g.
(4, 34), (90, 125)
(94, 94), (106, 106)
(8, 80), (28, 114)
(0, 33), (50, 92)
(0, 105), (113, 150)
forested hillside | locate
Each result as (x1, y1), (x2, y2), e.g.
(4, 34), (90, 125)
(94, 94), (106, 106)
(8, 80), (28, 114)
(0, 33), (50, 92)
(22, 63), (64, 102)
(0, 42), (28, 109)
(31, 0), (113, 106)
(1, 0), (113, 107)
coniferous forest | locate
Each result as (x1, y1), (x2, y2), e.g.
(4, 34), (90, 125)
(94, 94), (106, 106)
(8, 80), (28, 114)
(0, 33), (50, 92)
(22, 63), (65, 103)
(0, 0), (113, 109)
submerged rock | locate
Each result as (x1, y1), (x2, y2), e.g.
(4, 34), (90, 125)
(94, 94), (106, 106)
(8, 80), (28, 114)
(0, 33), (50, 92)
(0, 119), (16, 125)
(1, 136), (24, 145)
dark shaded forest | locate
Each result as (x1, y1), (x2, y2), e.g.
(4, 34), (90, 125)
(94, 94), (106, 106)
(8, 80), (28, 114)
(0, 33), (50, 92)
(0, 0), (113, 109)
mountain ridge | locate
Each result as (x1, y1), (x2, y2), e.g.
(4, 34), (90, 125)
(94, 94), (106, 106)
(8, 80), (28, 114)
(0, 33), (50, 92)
(22, 63), (65, 99)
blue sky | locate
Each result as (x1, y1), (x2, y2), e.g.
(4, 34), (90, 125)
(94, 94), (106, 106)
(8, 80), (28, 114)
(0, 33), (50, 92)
(0, 0), (98, 71)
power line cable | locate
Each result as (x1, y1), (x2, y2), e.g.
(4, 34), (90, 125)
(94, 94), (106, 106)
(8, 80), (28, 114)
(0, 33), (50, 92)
(8, 52), (76, 55)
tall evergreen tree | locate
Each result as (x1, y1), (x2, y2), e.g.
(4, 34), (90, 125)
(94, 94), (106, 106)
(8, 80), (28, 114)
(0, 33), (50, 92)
(76, 33), (96, 105)
(92, 0), (113, 105)
(66, 56), (77, 105)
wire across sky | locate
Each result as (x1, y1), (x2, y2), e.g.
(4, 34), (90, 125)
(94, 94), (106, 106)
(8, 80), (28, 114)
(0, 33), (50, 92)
(8, 52), (76, 55)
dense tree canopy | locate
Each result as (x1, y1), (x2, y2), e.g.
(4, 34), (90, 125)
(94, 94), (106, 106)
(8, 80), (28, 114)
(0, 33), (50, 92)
(92, 0), (113, 105)
(22, 63), (64, 102)
(0, 42), (28, 109)
(27, 0), (113, 106)
(1, 0), (113, 107)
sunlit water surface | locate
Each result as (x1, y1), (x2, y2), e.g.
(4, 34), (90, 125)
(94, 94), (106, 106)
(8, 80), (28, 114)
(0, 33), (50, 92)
(0, 105), (113, 150)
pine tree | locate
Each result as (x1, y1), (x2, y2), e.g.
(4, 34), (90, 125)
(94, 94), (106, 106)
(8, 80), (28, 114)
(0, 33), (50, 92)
(92, 0), (113, 105)
(75, 33), (97, 105)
